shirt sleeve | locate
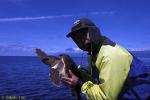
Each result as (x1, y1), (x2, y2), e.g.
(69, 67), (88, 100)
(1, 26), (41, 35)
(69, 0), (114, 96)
(81, 46), (132, 100)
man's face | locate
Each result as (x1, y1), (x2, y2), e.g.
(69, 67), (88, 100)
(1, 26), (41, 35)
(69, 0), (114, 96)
(71, 29), (91, 52)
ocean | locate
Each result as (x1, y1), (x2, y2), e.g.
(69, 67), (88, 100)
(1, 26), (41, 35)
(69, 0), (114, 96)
(0, 52), (150, 100)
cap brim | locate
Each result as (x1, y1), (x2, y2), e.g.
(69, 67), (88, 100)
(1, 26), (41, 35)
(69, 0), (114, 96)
(66, 26), (88, 38)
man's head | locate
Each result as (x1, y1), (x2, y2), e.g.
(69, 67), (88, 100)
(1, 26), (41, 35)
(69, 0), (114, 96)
(66, 18), (102, 53)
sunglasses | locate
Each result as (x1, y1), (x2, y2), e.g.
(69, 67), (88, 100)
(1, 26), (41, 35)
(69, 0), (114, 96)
(72, 28), (89, 39)
(71, 28), (90, 51)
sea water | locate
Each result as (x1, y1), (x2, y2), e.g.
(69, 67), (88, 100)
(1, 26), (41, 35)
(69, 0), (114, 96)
(0, 52), (149, 100)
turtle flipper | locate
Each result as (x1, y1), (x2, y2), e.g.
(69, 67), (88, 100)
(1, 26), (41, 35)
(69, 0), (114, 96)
(35, 48), (62, 67)
(35, 48), (48, 60)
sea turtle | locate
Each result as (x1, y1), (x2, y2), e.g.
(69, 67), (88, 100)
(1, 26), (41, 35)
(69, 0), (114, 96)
(35, 48), (81, 100)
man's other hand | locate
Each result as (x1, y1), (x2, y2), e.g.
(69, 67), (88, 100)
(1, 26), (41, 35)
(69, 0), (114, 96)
(61, 70), (79, 87)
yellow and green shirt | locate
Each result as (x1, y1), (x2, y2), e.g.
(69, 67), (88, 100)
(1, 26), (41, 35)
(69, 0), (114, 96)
(81, 44), (133, 100)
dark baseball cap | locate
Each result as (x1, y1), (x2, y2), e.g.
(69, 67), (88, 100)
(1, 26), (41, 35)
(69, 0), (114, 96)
(66, 18), (96, 38)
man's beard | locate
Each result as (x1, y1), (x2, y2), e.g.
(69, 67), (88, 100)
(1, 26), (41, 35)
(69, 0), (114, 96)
(84, 42), (92, 52)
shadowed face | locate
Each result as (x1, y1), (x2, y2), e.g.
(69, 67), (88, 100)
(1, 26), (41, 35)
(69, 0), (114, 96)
(71, 28), (91, 52)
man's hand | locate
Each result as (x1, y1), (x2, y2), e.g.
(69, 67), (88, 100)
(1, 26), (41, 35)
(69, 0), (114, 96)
(61, 70), (79, 87)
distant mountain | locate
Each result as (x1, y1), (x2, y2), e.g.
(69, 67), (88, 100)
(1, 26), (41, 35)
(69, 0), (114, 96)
(129, 48), (150, 52)
(65, 48), (82, 53)
(0, 45), (150, 57)
(130, 50), (150, 58)
(48, 48), (87, 57)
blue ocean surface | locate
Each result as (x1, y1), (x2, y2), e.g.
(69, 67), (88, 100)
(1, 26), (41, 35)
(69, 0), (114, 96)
(0, 55), (88, 100)
(0, 52), (150, 100)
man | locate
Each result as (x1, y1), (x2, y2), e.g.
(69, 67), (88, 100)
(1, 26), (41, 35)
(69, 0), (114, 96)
(61, 18), (149, 100)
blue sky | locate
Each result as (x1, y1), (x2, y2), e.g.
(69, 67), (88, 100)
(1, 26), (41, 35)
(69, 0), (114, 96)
(0, 0), (150, 56)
